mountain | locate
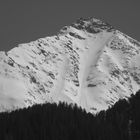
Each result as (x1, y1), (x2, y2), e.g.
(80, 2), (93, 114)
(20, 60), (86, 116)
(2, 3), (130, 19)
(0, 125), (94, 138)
(0, 17), (140, 113)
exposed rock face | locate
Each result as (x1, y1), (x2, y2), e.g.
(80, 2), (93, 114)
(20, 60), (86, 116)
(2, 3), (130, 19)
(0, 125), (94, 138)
(0, 17), (140, 113)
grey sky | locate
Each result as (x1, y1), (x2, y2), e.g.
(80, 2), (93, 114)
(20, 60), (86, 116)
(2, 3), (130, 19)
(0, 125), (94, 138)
(0, 0), (140, 51)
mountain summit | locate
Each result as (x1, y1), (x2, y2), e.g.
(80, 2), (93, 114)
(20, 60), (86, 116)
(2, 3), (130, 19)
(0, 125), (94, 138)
(0, 17), (140, 113)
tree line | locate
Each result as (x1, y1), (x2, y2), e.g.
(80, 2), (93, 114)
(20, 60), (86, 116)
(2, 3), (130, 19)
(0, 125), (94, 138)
(0, 90), (140, 140)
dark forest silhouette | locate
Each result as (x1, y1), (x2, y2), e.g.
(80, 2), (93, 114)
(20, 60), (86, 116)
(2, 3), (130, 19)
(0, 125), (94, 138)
(0, 90), (140, 140)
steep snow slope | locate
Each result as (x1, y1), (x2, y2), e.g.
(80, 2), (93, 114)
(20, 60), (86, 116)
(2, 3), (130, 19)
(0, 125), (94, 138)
(0, 17), (140, 113)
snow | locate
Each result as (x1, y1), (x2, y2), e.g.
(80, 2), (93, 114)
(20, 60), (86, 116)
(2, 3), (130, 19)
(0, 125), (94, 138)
(0, 17), (140, 113)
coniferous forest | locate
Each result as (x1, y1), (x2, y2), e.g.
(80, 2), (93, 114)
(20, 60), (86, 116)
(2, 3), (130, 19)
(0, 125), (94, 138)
(0, 91), (140, 140)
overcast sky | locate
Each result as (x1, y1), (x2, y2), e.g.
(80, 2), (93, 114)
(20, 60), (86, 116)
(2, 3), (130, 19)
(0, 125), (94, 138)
(0, 0), (140, 51)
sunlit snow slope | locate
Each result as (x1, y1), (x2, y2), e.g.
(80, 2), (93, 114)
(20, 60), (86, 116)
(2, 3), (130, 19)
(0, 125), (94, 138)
(0, 17), (140, 113)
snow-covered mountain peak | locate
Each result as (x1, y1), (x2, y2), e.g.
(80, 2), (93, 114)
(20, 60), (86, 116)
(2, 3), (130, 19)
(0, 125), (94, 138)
(0, 17), (140, 113)
(72, 17), (114, 32)
(59, 17), (114, 36)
